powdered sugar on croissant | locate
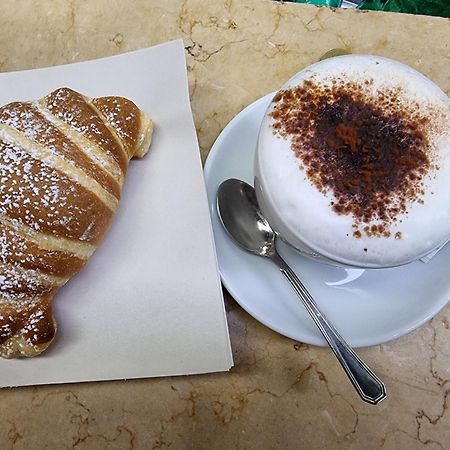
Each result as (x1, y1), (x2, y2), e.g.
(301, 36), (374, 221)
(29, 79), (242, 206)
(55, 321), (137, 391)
(0, 87), (153, 358)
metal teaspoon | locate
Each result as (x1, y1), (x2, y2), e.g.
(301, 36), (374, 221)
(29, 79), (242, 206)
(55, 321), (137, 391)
(217, 178), (387, 405)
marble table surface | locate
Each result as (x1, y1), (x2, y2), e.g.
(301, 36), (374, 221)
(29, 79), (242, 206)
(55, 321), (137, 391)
(0, 1), (449, 448)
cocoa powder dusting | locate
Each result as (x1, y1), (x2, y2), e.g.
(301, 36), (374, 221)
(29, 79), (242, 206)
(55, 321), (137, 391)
(271, 78), (434, 236)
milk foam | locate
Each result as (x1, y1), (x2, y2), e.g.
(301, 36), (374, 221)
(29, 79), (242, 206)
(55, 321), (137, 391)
(255, 55), (450, 267)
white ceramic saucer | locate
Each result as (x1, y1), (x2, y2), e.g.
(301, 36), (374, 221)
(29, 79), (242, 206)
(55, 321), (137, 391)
(204, 93), (450, 348)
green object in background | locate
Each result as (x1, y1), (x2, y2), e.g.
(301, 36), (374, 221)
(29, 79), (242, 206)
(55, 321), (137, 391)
(358, 0), (450, 18)
(288, 0), (342, 7)
(286, 0), (450, 18)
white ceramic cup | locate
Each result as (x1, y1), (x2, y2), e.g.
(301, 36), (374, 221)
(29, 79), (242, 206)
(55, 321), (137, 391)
(254, 55), (450, 268)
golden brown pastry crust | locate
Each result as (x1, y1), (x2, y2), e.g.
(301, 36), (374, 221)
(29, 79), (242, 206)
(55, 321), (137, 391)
(0, 87), (153, 358)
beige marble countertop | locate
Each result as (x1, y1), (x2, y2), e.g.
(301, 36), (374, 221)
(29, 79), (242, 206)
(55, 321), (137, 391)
(1, 1), (450, 448)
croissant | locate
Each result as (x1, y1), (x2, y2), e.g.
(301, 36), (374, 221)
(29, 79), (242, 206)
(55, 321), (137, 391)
(0, 87), (153, 358)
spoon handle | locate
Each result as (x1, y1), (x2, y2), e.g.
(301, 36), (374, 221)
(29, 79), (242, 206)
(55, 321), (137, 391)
(272, 251), (387, 405)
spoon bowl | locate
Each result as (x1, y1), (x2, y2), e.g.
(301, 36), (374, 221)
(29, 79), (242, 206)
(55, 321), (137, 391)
(217, 179), (276, 257)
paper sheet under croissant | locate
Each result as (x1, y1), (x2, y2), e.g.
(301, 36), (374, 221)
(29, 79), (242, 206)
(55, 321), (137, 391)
(0, 87), (153, 358)
(0, 40), (232, 386)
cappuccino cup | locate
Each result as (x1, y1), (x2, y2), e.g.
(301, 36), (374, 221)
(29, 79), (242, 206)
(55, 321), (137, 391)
(255, 55), (450, 268)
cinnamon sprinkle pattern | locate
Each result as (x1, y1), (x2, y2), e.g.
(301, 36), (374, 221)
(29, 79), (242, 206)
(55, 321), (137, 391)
(270, 78), (438, 237)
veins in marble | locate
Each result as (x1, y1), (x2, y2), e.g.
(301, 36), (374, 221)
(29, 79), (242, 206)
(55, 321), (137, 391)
(179, 0), (249, 63)
(179, 0), (237, 34)
(71, 425), (136, 450)
(185, 39), (248, 63)
(5, 419), (22, 449)
(27, 389), (137, 449)
(304, 12), (325, 32)
(429, 319), (450, 387)
(111, 33), (124, 48)
(52, 0), (77, 38)
(415, 395), (448, 450)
